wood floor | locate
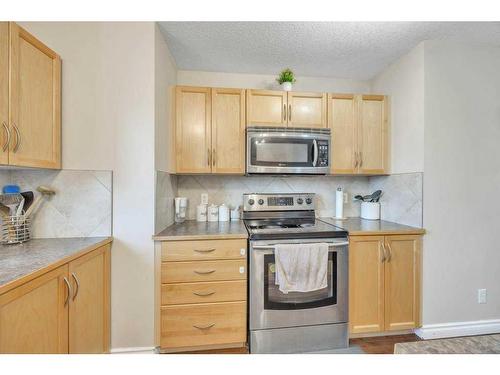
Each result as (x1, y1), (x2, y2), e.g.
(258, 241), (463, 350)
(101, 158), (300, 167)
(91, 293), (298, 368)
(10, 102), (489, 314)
(350, 334), (421, 354)
(177, 334), (420, 354)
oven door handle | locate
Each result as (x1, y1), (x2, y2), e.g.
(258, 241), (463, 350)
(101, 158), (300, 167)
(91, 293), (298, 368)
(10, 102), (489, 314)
(252, 241), (349, 250)
(312, 139), (319, 167)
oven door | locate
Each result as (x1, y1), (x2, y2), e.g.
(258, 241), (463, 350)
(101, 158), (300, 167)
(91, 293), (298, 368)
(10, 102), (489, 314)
(249, 238), (348, 331)
(246, 128), (330, 174)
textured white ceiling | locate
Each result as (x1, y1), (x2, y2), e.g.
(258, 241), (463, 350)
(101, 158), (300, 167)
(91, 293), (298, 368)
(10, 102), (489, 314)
(158, 22), (500, 80)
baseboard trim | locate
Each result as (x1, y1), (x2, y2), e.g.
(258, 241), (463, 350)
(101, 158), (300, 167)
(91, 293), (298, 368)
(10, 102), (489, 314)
(415, 319), (500, 340)
(110, 346), (156, 354)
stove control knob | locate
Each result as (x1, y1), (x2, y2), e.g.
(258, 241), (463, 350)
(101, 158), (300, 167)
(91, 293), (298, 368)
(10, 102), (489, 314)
(248, 199), (255, 206)
(258, 199), (264, 205)
(297, 198), (303, 204)
(305, 198), (313, 205)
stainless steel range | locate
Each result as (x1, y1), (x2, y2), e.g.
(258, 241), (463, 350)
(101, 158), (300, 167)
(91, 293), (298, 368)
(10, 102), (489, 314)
(243, 193), (349, 354)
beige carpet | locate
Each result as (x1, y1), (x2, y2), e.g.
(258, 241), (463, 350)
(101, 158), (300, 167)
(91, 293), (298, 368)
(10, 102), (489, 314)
(394, 334), (500, 354)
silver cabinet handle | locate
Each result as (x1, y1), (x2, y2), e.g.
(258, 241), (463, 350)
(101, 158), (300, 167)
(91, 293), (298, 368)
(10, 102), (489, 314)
(385, 241), (392, 262)
(2, 122), (10, 152)
(194, 248), (216, 253)
(212, 149), (216, 167)
(193, 291), (215, 297)
(194, 269), (216, 275)
(283, 104), (287, 122)
(193, 323), (215, 330)
(380, 242), (387, 263)
(359, 151), (363, 168)
(71, 273), (80, 301)
(12, 123), (20, 153)
(207, 148), (211, 166)
(288, 104), (292, 122)
(63, 277), (72, 307)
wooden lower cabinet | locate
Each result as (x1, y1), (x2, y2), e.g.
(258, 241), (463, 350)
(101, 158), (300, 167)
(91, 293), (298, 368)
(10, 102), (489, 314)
(0, 243), (111, 353)
(0, 265), (69, 353)
(157, 238), (247, 353)
(349, 235), (421, 335)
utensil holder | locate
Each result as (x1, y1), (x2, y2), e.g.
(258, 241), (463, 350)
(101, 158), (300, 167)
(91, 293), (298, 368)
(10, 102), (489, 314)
(1, 215), (31, 244)
(361, 202), (380, 220)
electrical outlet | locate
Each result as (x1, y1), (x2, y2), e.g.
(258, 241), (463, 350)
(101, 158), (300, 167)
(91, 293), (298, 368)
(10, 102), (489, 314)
(344, 193), (349, 204)
(478, 289), (487, 304)
(200, 193), (208, 205)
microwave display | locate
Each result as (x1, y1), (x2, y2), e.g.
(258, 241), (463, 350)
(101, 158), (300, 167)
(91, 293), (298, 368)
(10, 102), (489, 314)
(256, 142), (308, 163)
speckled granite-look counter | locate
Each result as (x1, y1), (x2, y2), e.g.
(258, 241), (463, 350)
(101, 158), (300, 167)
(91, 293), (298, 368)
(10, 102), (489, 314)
(320, 217), (425, 236)
(0, 237), (112, 294)
(395, 334), (500, 354)
(153, 220), (249, 241)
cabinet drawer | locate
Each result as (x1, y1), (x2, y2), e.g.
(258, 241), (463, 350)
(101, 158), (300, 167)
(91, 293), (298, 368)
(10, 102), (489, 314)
(162, 260), (246, 283)
(161, 280), (246, 305)
(161, 239), (247, 261)
(160, 301), (246, 349)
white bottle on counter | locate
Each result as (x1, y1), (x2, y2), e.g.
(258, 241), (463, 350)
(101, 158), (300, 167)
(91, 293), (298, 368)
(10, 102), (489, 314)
(208, 204), (219, 222)
(335, 187), (344, 219)
(218, 204), (230, 222)
(196, 204), (207, 222)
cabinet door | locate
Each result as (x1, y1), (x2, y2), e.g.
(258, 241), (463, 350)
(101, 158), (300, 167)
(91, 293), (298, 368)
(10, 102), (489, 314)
(212, 88), (245, 174)
(287, 92), (326, 128)
(349, 236), (385, 334)
(68, 244), (110, 353)
(328, 94), (357, 174)
(0, 23), (8, 165)
(246, 89), (287, 127)
(9, 22), (61, 169)
(0, 265), (69, 353)
(357, 95), (389, 174)
(176, 86), (212, 173)
(384, 235), (421, 331)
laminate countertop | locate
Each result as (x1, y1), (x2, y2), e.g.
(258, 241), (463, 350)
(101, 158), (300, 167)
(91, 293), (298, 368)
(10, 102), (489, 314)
(320, 217), (425, 236)
(153, 220), (249, 241)
(0, 237), (112, 295)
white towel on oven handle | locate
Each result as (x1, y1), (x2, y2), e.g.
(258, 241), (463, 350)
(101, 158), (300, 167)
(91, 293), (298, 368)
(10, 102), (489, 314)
(274, 242), (329, 294)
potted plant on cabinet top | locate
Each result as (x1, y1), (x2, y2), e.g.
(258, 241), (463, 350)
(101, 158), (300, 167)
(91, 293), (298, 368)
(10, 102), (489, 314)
(276, 68), (296, 91)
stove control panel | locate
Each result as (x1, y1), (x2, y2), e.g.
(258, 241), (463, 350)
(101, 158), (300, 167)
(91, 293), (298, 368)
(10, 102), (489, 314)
(243, 193), (315, 212)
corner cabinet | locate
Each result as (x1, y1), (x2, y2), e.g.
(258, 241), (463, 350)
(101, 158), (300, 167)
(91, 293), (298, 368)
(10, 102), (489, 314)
(0, 22), (61, 169)
(175, 86), (245, 174)
(349, 235), (421, 335)
(0, 243), (111, 354)
(247, 90), (327, 128)
(328, 94), (389, 175)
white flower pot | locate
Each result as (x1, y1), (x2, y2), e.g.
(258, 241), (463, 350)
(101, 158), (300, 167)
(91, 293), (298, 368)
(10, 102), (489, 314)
(282, 82), (293, 91)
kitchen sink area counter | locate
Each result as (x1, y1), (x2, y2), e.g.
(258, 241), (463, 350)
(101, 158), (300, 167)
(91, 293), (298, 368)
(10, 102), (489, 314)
(0, 237), (112, 295)
(320, 217), (425, 236)
(153, 220), (249, 241)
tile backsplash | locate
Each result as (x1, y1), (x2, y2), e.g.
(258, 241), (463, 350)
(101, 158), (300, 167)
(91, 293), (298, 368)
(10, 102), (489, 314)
(1, 169), (112, 238)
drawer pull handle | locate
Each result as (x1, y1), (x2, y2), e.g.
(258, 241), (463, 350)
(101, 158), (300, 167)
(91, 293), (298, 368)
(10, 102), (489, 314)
(194, 248), (216, 253)
(193, 323), (215, 330)
(194, 269), (216, 275)
(193, 291), (215, 297)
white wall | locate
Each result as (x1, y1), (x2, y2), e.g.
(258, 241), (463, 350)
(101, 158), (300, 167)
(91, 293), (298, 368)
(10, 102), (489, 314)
(370, 43), (425, 174)
(177, 70), (371, 92)
(422, 41), (500, 326)
(20, 22), (158, 350)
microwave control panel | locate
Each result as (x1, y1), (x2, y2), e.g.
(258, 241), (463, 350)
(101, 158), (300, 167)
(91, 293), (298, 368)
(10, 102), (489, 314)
(317, 140), (329, 167)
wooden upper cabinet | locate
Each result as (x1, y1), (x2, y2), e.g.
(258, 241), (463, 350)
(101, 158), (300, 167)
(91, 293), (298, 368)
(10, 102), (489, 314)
(176, 86), (212, 173)
(68, 244), (110, 353)
(246, 89), (287, 127)
(287, 92), (327, 128)
(0, 265), (69, 354)
(212, 88), (245, 174)
(358, 95), (389, 174)
(0, 23), (9, 165)
(9, 22), (61, 169)
(349, 236), (385, 334)
(328, 94), (357, 174)
(384, 235), (421, 331)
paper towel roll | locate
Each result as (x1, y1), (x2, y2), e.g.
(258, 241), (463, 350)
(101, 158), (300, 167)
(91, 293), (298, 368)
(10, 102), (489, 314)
(335, 187), (344, 219)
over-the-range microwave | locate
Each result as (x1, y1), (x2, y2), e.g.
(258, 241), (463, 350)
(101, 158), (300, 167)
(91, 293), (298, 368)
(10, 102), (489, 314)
(246, 127), (330, 175)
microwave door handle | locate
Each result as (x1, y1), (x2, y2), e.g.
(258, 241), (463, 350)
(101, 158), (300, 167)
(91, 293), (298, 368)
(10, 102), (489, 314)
(312, 139), (319, 167)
